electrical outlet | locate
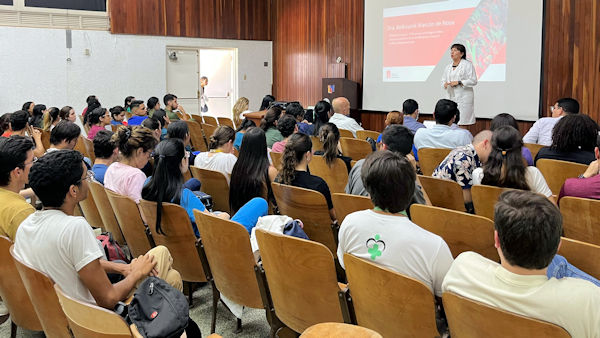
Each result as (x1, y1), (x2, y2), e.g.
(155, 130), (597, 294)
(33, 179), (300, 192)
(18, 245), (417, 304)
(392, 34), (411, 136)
(84, 48), (90, 56)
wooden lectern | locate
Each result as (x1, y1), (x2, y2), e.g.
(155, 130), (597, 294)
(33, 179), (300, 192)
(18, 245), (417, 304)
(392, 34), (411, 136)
(322, 78), (359, 109)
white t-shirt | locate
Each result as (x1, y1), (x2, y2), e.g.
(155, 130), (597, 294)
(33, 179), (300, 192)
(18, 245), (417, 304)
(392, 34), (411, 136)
(472, 166), (552, 197)
(14, 210), (103, 304)
(337, 209), (453, 296)
(443, 252), (600, 337)
(193, 151), (237, 179)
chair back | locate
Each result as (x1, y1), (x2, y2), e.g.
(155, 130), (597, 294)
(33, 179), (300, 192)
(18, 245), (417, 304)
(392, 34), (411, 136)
(418, 175), (466, 212)
(417, 148), (451, 176)
(40, 129), (51, 149)
(271, 182), (337, 253)
(301, 323), (382, 337)
(185, 120), (208, 152)
(310, 135), (324, 153)
(308, 156), (349, 193)
(536, 159), (588, 195)
(560, 196), (600, 246)
(217, 117), (235, 129)
(79, 191), (105, 229)
(105, 189), (154, 257)
(410, 205), (499, 261)
(189, 167), (231, 214)
(54, 284), (133, 337)
(82, 137), (96, 162)
(201, 123), (218, 143)
(0, 238), (42, 331)
(10, 246), (71, 337)
(338, 129), (355, 138)
(343, 254), (438, 337)
(89, 180), (126, 245)
(74, 135), (91, 158)
(443, 292), (570, 338)
(203, 115), (218, 125)
(331, 193), (374, 224)
(471, 184), (512, 220)
(524, 143), (545, 160)
(557, 237), (600, 280)
(111, 124), (120, 132)
(270, 151), (283, 171)
(138, 200), (207, 282)
(255, 229), (344, 333)
(339, 137), (373, 161)
(194, 211), (262, 308)
(356, 130), (380, 141)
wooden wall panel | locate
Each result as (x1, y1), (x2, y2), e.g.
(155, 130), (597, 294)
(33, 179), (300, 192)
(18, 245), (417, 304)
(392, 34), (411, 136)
(109, 0), (165, 36)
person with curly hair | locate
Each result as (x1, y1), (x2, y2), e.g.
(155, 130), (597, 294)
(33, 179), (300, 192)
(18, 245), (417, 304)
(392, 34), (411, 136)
(535, 114), (598, 165)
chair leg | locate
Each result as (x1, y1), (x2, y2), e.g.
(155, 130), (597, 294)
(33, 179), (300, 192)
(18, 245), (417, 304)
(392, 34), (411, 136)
(210, 280), (220, 334)
(234, 318), (242, 334)
(184, 281), (194, 306)
(10, 321), (17, 338)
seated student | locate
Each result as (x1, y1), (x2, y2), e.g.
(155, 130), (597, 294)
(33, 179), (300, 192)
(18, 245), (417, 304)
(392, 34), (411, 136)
(151, 109), (169, 140)
(86, 107), (111, 140)
(346, 125), (426, 214)
(9, 110), (45, 157)
(401, 99), (425, 134)
(329, 97), (363, 137)
(523, 97), (579, 146)
(229, 127), (278, 214)
(126, 100), (148, 126)
(310, 100), (331, 137)
(59, 106), (77, 123)
(338, 150), (453, 298)
(110, 106), (127, 126)
(1, 113), (11, 137)
(194, 125), (237, 178)
(442, 190), (600, 337)
(433, 130), (492, 212)
(535, 114), (598, 165)
(166, 121), (199, 178)
(47, 121), (92, 168)
(91, 130), (118, 185)
(285, 102), (312, 135)
(375, 111), (402, 144)
(490, 113), (534, 166)
(29, 104), (46, 129)
(163, 94), (189, 121)
(141, 116), (162, 142)
(0, 136), (35, 241)
(143, 139), (267, 236)
(314, 123), (352, 172)
(233, 118), (255, 151)
(147, 96), (160, 118)
(472, 126), (553, 200)
(271, 114), (298, 153)
(413, 99), (472, 150)
(276, 133), (337, 222)
(13, 150), (182, 309)
(232, 97), (250, 128)
(559, 135), (600, 201)
(104, 126), (158, 203)
(261, 106), (284, 148)
(42, 107), (60, 132)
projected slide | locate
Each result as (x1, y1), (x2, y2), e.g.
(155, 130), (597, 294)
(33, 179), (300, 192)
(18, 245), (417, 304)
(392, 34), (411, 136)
(383, 0), (507, 82)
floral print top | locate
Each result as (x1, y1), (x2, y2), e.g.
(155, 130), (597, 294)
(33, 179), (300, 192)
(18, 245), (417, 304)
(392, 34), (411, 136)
(432, 144), (481, 189)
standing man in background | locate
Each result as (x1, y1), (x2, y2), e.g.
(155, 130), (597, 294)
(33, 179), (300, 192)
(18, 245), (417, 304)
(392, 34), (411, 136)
(200, 76), (209, 113)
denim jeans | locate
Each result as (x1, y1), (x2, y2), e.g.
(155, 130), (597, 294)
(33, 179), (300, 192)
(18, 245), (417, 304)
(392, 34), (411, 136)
(547, 254), (600, 287)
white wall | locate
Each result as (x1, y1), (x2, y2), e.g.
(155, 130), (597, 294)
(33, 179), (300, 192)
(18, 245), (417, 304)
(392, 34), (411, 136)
(0, 26), (272, 115)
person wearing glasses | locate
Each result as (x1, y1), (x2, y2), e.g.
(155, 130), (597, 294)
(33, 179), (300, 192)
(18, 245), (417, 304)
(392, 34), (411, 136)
(523, 97), (580, 146)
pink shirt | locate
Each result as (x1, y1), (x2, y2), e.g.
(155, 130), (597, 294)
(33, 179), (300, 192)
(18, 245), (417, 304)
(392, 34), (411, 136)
(87, 125), (104, 140)
(271, 140), (287, 153)
(104, 162), (147, 203)
(559, 174), (600, 203)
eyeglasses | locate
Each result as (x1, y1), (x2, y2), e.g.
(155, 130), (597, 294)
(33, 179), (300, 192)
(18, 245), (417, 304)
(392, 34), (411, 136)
(75, 170), (95, 185)
(24, 156), (38, 166)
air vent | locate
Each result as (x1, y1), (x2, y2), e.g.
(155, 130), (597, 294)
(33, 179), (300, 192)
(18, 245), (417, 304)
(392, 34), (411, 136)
(0, 9), (108, 30)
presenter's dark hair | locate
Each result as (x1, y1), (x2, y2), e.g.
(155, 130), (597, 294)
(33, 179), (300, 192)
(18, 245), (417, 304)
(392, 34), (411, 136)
(451, 43), (467, 59)
(260, 95), (275, 111)
(50, 121), (81, 145)
(433, 99), (459, 125)
(403, 99), (419, 115)
(29, 149), (84, 208)
(551, 114), (598, 152)
(93, 130), (116, 159)
(381, 125), (414, 156)
(556, 97), (580, 114)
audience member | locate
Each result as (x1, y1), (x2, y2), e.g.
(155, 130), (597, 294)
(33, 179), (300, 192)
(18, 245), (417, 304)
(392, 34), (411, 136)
(91, 130), (117, 185)
(376, 110), (403, 144)
(0, 136), (35, 240)
(232, 96), (250, 128)
(472, 126), (552, 199)
(285, 102), (312, 135)
(271, 114), (298, 153)
(259, 94), (275, 111)
(82, 95), (97, 116)
(233, 119), (255, 151)
(338, 150), (453, 298)
(29, 104), (46, 129)
(194, 125), (237, 177)
(402, 99), (425, 134)
(127, 100), (148, 126)
(414, 99), (472, 150)
(0, 113), (10, 137)
(260, 106), (284, 148)
(559, 135), (600, 201)
(442, 190), (600, 337)
(164, 94), (189, 121)
(151, 109), (169, 140)
(314, 123), (352, 172)
(9, 110), (44, 157)
(48, 121), (81, 152)
(104, 126), (158, 203)
(329, 97), (363, 137)
(229, 127), (278, 214)
(22, 101), (34, 116)
(13, 149), (182, 309)
(311, 100), (331, 136)
(146, 96), (160, 117)
(82, 98), (101, 126)
(59, 106), (77, 123)
(110, 106), (126, 125)
(433, 130), (492, 212)
(87, 107), (111, 140)
(490, 113), (533, 165)
(535, 114), (598, 165)
(276, 133), (337, 222)
(124, 95), (134, 112)
(42, 107), (60, 132)
(523, 97), (580, 146)
(141, 116), (162, 141)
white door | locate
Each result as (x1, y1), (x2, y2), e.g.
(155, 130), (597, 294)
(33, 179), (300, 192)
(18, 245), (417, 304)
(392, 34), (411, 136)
(166, 49), (200, 116)
(199, 49), (235, 119)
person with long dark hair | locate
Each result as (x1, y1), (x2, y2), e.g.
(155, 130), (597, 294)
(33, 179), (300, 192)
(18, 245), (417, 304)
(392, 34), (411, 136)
(29, 104), (46, 129)
(490, 113), (533, 165)
(124, 95), (135, 112)
(472, 126), (552, 199)
(82, 98), (101, 126)
(194, 125), (237, 177)
(314, 123), (351, 172)
(229, 127), (278, 215)
(22, 101), (34, 116)
(87, 107), (111, 140)
(147, 97), (160, 118)
(259, 95), (275, 111)
(311, 100), (331, 136)
(233, 118), (255, 151)
(260, 106), (283, 148)
(276, 133), (336, 222)
(535, 114), (598, 165)
(143, 138), (267, 236)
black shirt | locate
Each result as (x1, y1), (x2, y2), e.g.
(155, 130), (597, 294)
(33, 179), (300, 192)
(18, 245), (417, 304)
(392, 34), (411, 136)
(535, 147), (595, 165)
(290, 170), (334, 209)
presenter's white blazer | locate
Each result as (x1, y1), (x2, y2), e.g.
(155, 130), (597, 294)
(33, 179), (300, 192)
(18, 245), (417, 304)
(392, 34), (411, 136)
(441, 59), (478, 125)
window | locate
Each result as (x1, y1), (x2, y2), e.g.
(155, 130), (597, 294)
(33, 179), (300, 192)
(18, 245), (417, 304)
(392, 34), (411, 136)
(24, 0), (105, 11)
(0, 0), (13, 5)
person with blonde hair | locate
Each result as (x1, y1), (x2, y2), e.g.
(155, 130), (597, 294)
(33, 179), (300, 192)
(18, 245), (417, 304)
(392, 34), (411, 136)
(194, 125), (237, 177)
(232, 97), (250, 128)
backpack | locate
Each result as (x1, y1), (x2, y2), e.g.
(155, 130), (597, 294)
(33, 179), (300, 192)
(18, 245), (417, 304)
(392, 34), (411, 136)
(97, 232), (128, 262)
(193, 191), (213, 212)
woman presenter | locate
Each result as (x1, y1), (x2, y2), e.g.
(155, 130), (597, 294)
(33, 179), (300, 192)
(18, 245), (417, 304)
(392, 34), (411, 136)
(442, 43), (478, 126)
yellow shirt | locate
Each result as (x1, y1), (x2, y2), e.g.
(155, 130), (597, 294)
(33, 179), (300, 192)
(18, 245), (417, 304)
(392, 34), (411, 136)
(0, 187), (35, 241)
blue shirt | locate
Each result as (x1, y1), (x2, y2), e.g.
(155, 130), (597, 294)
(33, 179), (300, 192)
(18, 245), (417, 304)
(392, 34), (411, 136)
(414, 124), (472, 150)
(179, 188), (206, 237)
(297, 122), (314, 135)
(91, 164), (108, 185)
(402, 116), (426, 134)
(111, 120), (124, 126)
(234, 131), (244, 150)
(127, 116), (148, 126)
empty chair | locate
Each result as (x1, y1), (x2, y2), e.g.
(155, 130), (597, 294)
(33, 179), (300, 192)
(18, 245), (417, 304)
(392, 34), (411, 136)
(339, 129), (355, 138)
(202, 123), (218, 143)
(356, 130), (381, 141)
(343, 254), (439, 337)
(271, 182), (337, 253)
(536, 159), (587, 195)
(308, 156), (349, 193)
(310, 135), (324, 153)
(270, 151), (283, 171)
(560, 196), (600, 246)
(74, 135), (91, 159)
(443, 292), (570, 338)
(524, 143), (545, 160)
(0, 237), (42, 338)
(54, 284), (134, 338)
(417, 148), (451, 176)
(203, 115), (218, 126)
(10, 246), (71, 337)
(255, 229), (345, 333)
(418, 175), (467, 212)
(79, 190), (105, 229)
(471, 184), (512, 220)
(410, 204), (499, 261)
(105, 189), (154, 257)
(89, 180), (126, 246)
(217, 117), (235, 128)
(331, 193), (374, 224)
(557, 237), (600, 280)
(301, 323), (382, 338)
(189, 167), (231, 214)
(82, 137), (96, 162)
(339, 138), (372, 161)
(185, 120), (208, 152)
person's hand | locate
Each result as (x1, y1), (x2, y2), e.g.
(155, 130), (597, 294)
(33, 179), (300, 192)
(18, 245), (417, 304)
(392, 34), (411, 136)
(406, 153), (417, 172)
(582, 160), (599, 178)
(30, 127), (42, 140)
(444, 82), (449, 89)
(176, 104), (183, 111)
(450, 81), (459, 87)
(128, 254), (157, 280)
(164, 115), (171, 125)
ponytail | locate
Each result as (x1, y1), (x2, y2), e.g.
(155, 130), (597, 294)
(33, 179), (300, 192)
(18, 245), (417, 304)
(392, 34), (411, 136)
(319, 123), (340, 167)
(208, 125), (235, 150)
(277, 133), (312, 185)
